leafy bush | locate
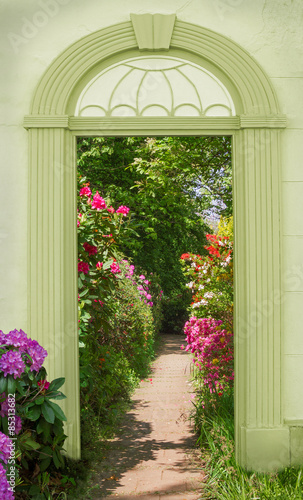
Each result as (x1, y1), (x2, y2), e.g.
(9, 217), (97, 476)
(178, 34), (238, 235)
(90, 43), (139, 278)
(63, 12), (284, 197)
(0, 329), (68, 498)
(77, 176), (162, 433)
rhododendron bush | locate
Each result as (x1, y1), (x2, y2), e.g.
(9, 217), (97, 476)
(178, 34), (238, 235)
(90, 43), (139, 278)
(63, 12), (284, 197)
(181, 217), (234, 395)
(77, 176), (163, 426)
(0, 329), (68, 497)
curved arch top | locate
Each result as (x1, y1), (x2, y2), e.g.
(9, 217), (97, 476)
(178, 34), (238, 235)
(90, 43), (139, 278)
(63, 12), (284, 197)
(29, 19), (281, 118)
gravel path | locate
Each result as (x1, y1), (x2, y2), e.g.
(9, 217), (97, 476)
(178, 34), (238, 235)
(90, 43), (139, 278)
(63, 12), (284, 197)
(89, 335), (205, 499)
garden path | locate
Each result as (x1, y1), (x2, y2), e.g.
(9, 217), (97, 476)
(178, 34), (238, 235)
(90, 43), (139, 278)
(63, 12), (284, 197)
(89, 334), (205, 499)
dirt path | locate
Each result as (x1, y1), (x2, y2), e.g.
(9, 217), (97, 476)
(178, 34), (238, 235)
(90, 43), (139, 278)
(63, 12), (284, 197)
(89, 335), (205, 499)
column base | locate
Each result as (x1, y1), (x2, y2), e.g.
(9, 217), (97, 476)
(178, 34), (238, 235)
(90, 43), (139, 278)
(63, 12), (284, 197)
(240, 427), (290, 472)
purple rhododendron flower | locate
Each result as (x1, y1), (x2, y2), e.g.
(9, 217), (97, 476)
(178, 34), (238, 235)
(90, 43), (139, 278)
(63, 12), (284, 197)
(14, 415), (22, 435)
(0, 433), (12, 464)
(0, 462), (14, 500)
(26, 340), (48, 372)
(0, 351), (25, 379)
(0, 329), (29, 352)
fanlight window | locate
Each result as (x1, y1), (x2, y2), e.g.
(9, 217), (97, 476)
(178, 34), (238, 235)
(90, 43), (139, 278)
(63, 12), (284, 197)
(75, 56), (236, 117)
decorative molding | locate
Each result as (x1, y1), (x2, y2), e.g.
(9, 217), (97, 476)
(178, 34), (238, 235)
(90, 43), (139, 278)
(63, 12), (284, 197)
(24, 115), (69, 129)
(240, 115), (287, 129)
(23, 115), (287, 131)
(68, 116), (240, 133)
(284, 419), (303, 426)
(130, 13), (175, 50)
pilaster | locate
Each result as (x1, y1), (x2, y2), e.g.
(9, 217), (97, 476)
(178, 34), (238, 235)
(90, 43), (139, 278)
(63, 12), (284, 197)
(28, 127), (80, 459)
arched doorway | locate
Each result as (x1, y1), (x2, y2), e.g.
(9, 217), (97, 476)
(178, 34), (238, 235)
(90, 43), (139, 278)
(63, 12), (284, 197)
(24, 16), (287, 471)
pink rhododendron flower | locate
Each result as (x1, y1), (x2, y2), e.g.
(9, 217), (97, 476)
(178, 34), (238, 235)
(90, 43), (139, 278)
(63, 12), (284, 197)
(79, 186), (91, 197)
(139, 275), (145, 280)
(83, 242), (98, 255)
(91, 192), (107, 210)
(78, 261), (89, 274)
(96, 261), (103, 269)
(116, 206), (130, 216)
(107, 206), (115, 214)
(110, 262), (121, 274)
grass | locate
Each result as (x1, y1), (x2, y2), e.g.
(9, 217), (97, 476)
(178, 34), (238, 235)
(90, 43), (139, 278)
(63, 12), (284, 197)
(192, 377), (303, 500)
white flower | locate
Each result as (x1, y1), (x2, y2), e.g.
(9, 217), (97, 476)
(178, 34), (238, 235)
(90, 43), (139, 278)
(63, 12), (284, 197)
(186, 281), (194, 289)
(204, 292), (214, 299)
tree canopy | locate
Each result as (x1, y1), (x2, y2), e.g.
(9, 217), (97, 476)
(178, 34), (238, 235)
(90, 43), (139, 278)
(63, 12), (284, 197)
(77, 135), (232, 333)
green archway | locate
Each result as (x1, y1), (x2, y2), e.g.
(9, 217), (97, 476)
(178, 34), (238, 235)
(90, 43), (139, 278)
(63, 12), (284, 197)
(24, 16), (287, 471)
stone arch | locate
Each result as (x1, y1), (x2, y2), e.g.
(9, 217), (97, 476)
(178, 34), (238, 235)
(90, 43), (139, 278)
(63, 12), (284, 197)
(24, 18), (288, 471)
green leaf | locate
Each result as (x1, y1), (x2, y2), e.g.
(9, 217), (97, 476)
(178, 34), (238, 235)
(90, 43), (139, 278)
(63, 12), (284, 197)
(0, 377), (7, 393)
(36, 418), (52, 436)
(22, 437), (40, 451)
(7, 376), (16, 394)
(52, 449), (61, 468)
(103, 259), (113, 270)
(48, 377), (65, 392)
(41, 402), (55, 424)
(46, 400), (67, 421)
(39, 456), (52, 472)
(35, 396), (45, 405)
(26, 405), (41, 421)
(29, 485), (41, 495)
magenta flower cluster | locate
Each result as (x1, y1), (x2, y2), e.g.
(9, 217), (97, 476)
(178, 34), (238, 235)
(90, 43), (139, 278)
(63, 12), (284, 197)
(0, 329), (47, 379)
(182, 317), (233, 393)
(122, 261), (154, 307)
(0, 433), (12, 464)
(0, 432), (15, 499)
(0, 462), (13, 500)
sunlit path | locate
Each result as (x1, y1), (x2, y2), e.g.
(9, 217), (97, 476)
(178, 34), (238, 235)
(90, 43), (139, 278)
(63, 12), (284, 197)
(89, 335), (204, 499)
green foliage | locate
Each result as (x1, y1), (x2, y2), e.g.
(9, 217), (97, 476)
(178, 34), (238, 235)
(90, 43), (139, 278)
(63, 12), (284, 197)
(77, 136), (232, 332)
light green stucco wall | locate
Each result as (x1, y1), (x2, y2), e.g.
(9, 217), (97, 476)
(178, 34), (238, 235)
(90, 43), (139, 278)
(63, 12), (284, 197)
(1, 0), (303, 470)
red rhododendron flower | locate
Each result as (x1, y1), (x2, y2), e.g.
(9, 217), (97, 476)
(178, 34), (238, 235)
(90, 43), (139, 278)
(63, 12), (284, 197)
(78, 261), (89, 274)
(83, 242), (98, 255)
(37, 379), (50, 391)
(180, 253), (190, 260)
